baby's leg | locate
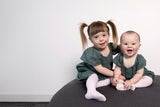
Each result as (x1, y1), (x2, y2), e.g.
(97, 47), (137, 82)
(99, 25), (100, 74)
(134, 76), (153, 89)
(85, 73), (106, 101)
(116, 80), (135, 91)
(96, 78), (111, 88)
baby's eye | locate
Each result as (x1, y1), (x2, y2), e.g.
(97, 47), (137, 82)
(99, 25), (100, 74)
(132, 43), (136, 45)
(103, 34), (106, 37)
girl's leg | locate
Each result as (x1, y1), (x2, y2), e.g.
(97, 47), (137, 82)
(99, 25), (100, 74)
(85, 73), (106, 101)
(134, 76), (153, 89)
(96, 78), (111, 88)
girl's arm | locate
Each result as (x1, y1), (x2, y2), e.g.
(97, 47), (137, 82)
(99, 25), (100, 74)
(94, 65), (124, 79)
(94, 64), (114, 77)
(114, 66), (122, 79)
(112, 66), (122, 86)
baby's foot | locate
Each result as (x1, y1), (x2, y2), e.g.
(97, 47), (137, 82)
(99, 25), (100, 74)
(130, 84), (136, 91)
(116, 80), (127, 91)
(116, 83), (127, 91)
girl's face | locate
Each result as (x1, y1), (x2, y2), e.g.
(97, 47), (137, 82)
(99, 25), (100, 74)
(120, 33), (141, 58)
(90, 31), (109, 50)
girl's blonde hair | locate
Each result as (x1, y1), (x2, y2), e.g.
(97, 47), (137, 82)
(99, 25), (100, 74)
(79, 20), (118, 50)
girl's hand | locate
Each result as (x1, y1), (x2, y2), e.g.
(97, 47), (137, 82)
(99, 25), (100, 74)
(124, 80), (133, 90)
(119, 75), (126, 81)
(112, 78), (119, 86)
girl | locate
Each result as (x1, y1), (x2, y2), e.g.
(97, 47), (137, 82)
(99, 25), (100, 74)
(112, 30), (155, 91)
(76, 20), (122, 101)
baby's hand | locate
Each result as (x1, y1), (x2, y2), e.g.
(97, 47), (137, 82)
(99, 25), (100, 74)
(124, 80), (133, 90)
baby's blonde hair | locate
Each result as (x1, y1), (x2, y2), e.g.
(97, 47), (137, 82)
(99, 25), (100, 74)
(120, 30), (141, 43)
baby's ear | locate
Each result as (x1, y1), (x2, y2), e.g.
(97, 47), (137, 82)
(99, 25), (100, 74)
(138, 43), (141, 49)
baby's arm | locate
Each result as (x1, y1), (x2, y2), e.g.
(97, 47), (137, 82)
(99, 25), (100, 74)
(130, 68), (144, 83)
(124, 68), (144, 89)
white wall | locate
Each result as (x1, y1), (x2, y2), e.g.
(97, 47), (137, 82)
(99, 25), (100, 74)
(0, 0), (160, 102)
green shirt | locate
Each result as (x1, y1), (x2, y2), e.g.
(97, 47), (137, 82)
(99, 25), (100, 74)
(76, 43), (120, 81)
(113, 53), (155, 79)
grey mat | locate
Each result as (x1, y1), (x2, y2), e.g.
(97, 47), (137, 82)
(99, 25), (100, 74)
(48, 76), (160, 107)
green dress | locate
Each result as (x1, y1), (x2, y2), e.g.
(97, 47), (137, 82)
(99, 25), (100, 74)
(76, 43), (120, 82)
(113, 53), (155, 80)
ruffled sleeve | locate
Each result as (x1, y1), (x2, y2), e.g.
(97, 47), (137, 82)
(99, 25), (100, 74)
(81, 47), (101, 66)
(136, 54), (146, 70)
(113, 53), (123, 67)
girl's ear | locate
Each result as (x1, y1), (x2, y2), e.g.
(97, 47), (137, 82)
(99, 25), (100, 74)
(89, 37), (92, 43)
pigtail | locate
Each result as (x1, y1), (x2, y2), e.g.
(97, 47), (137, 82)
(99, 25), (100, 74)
(106, 20), (118, 48)
(80, 23), (88, 50)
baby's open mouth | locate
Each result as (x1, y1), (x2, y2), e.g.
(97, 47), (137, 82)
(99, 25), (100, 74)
(127, 49), (133, 54)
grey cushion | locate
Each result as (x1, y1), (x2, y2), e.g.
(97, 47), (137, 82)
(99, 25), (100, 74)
(48, 76), (160, 107)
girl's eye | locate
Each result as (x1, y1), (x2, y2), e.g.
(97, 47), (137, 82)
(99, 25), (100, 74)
(94, 36), (98, 39)
(103, 35), (106, 37)
(124, 43), (128, 45)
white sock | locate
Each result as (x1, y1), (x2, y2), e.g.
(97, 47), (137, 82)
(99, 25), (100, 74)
(96, 78), (110, 88)
(135, 76), (153, 88)
(131, 84), (136, 91)
(85, 74), (106, 101)
(85, 91), (106, 101)
(116, 83), (127, 91)
(116, 80), (127, 91)
(116, 80), (136, 91)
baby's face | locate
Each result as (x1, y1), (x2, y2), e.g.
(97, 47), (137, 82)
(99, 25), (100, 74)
(120, 33), (141, 58)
